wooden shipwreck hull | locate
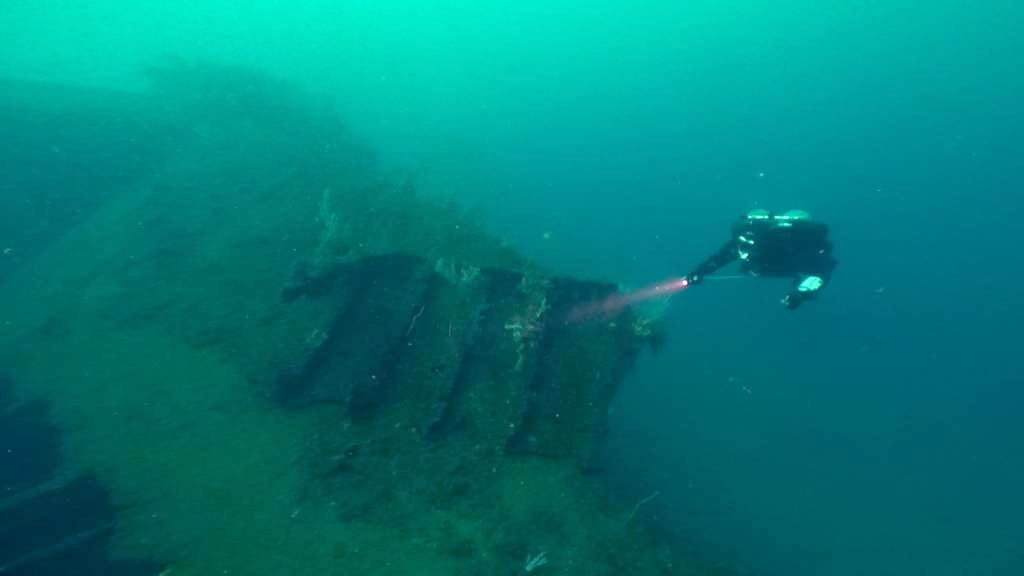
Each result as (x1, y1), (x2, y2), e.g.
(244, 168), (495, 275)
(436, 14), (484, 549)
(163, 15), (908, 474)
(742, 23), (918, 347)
(0, 65), (681, 575)
(276, 253), (650, 469)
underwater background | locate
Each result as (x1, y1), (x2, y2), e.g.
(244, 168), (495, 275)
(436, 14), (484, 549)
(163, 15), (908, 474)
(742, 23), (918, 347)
(2, 1), (1023, 575)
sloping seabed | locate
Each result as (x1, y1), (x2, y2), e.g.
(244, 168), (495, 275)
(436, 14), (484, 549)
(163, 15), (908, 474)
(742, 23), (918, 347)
(0, 62), (705, 575)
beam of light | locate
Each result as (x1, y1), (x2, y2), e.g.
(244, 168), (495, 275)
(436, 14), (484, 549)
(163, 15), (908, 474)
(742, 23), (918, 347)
(703, 275), (747, 281)
(567, 277), (690, 324)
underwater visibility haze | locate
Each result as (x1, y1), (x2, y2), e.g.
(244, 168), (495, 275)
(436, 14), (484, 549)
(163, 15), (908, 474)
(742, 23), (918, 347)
(2, 1), (1023, 575)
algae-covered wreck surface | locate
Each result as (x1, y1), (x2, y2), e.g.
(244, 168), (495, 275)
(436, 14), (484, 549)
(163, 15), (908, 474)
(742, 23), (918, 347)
(0, 63), (691, 575)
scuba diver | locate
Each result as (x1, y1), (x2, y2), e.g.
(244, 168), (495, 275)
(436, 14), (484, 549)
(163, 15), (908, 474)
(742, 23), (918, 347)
(686, 209), (837, 310)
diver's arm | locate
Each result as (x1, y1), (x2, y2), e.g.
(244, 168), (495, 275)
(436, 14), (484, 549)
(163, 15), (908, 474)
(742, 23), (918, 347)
(782, 276), (823, 309)
(782, 255), (837, 309)
(686, 239), (737, 284)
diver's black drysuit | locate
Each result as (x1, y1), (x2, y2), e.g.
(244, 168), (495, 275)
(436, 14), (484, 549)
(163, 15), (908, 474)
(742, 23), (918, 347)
(686, 212), (837, 309)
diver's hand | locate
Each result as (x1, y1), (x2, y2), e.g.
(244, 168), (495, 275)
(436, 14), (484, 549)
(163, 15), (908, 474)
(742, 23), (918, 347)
(686, 274), (703, 286)
(781, 292), (802, 310)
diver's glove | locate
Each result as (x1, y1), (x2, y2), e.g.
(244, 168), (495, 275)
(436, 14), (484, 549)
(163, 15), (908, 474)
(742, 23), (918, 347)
(685, 273), (703, 286)
(781, 292), (804, 309)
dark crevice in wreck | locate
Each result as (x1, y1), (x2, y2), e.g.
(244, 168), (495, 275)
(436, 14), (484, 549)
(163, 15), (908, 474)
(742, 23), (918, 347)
(0, 376), (163, 576)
